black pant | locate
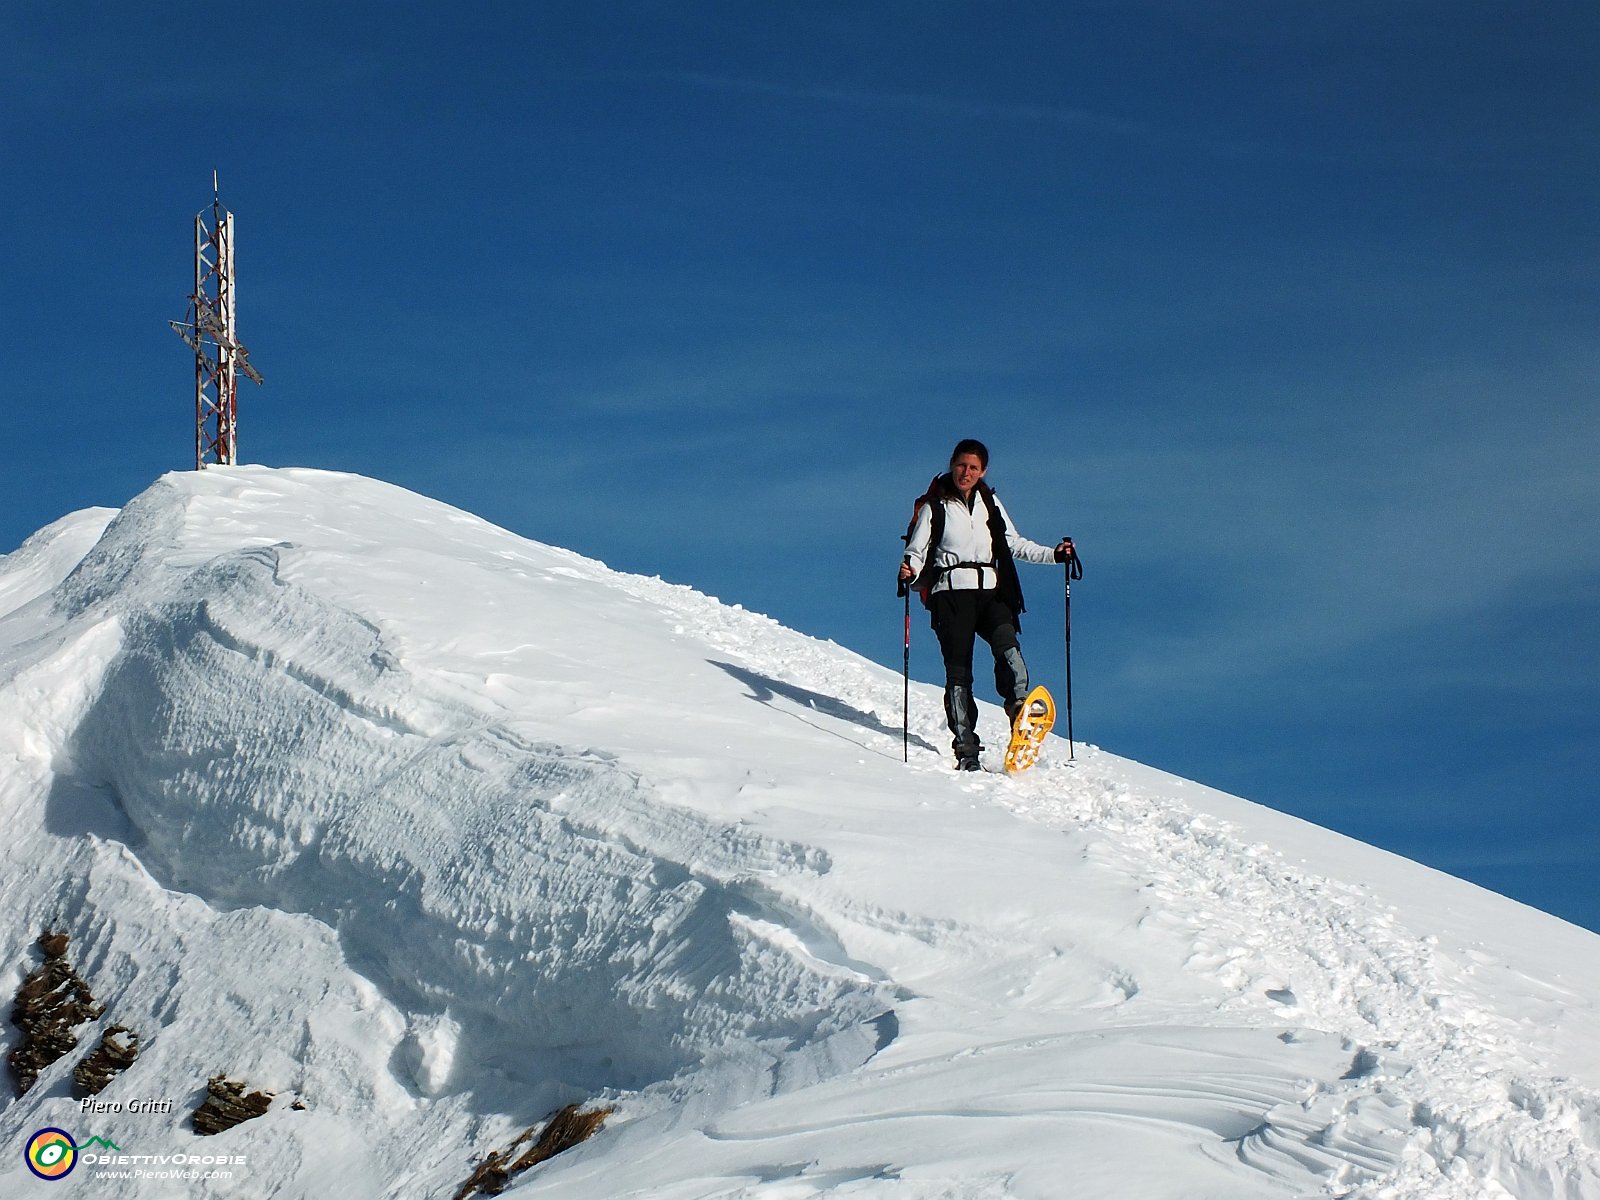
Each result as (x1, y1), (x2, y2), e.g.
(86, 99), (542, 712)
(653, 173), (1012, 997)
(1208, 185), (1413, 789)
(930, 589), (1029, 756)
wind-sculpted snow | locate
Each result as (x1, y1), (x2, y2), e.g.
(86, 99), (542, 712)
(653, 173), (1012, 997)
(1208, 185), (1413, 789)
(43, 501), (893, 1108)
(1, 467), (1597, 1200)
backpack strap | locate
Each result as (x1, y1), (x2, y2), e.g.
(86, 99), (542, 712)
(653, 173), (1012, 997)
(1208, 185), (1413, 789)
(925, 475), (947, 570)
(976, 481), (1026, 623)
(899, 474), (949, 606)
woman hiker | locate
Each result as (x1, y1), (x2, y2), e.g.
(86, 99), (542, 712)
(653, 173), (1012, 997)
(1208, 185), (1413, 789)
(899, 438), (1075, 770)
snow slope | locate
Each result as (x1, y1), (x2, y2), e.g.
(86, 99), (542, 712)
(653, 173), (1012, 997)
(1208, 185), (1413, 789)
(0, 467), (1596, 1199)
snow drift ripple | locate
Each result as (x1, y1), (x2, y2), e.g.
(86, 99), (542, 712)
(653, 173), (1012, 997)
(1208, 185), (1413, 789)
(52, 522), (896, 1108)
(1011, 775), (1600, 1198)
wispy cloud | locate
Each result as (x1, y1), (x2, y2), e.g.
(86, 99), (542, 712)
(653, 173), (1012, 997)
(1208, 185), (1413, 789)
(604, 68), (1161, 143)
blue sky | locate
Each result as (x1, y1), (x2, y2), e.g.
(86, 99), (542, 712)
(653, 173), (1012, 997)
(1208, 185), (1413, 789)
(3, 2), (1596, 931)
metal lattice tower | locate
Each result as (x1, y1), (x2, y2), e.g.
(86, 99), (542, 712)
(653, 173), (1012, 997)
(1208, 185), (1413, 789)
(170, 176), (262, 468)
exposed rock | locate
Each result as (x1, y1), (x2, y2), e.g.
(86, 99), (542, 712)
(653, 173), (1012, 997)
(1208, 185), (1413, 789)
(191, 1075), (274, 1135)
(453, 1104), (613, 1199)
(37, 931), (70, 960)
(7, 931), (105, 1096)
(73, 1025), (141, 1097)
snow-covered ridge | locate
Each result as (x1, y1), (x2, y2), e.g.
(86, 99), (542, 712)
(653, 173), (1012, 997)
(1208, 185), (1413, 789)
(1, 467), (1597, 1200)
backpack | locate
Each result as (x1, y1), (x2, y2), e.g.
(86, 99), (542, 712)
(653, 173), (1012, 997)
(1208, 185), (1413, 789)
(899, 474), (948, 609)
(899, 475), (1027, 621)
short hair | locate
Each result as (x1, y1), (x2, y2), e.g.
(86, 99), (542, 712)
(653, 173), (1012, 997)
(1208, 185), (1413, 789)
(950, 438), (989, 469)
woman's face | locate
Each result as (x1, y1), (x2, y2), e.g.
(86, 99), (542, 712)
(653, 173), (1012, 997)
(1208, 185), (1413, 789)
(950, 452), (987, 497)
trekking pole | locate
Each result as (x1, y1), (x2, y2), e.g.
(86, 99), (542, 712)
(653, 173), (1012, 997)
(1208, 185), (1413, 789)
(1062, 541), (1083, 760)
(900, 582), (912, 762)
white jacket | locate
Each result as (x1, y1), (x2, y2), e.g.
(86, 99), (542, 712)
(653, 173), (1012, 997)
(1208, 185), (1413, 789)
(903, 485), (1057, 594)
